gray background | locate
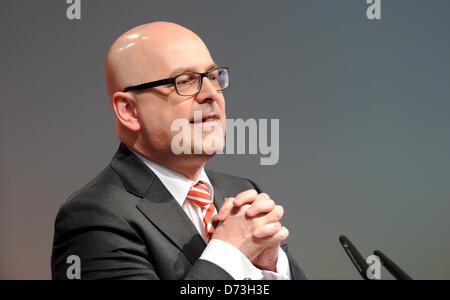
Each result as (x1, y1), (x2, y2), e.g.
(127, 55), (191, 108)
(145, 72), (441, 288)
(1, 0), (449, 279)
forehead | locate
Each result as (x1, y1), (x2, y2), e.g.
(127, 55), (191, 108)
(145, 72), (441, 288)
(109, 25), (216, 87)
(152, 38), (216, 76)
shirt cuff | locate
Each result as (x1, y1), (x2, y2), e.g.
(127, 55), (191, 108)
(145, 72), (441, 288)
(199, 239), (291, 280)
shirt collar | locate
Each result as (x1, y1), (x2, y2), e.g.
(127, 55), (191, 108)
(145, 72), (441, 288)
(130, 149), (214, 206)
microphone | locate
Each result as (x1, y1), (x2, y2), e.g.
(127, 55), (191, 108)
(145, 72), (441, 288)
(373, 250), (413, 280)
(339, 235), (370, 280)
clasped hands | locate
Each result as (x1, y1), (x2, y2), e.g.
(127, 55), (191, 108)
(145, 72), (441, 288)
(211, 189), (289, 272)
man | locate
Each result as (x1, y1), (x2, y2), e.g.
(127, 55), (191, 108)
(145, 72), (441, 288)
(51, 21), (306, 280)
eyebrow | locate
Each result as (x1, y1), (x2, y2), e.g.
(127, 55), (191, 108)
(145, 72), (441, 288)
(169, 64), (218, 77)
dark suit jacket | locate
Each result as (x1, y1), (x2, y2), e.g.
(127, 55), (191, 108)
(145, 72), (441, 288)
(51, 144), (306, 280)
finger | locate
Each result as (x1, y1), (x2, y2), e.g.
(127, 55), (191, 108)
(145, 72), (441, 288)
(246, 193), (275, 217)
(215, 197), (235, 222)
(211, 213), (222, 227)
(233, 189), (259, 207)
(260, 205), (284, 224)
(253, 226), (289, 249)
(253, 222), (282, 239)
(273, 226), (289, 242)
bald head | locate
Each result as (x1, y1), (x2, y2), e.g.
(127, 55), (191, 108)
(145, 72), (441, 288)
(103, 22), (226, 179)
(104, 21), (212, 99)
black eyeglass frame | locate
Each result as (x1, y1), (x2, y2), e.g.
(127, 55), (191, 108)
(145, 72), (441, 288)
(122, 66), (229, 95)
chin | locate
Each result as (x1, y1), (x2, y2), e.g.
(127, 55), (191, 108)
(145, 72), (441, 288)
(191, 141), (224, 156)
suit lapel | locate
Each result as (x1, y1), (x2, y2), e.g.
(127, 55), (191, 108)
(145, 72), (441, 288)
(209, 174), (226, 210)
(110, 144), (206, 264)
(136, 178), (206, 265)
(207, 172), (227, 241)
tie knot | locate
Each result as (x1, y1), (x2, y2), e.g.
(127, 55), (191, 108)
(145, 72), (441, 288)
(187, 181), (212, 208)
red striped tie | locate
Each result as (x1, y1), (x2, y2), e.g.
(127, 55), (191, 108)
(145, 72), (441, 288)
(187, 181), (217, 241)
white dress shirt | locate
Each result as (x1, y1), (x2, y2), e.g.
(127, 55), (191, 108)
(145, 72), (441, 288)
(132, 151), (291, 280)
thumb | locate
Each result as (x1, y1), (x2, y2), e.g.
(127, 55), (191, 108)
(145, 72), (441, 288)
(215, 197), (235, 222)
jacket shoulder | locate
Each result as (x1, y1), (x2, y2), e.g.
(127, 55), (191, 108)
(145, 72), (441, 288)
(205, 169), (263, 193)
(54, 165), (139, 232)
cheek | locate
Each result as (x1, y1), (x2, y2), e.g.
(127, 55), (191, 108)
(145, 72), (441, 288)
(219, 97), (227, 121)
(214, 94), (226, 114)
(138, 104), (157, 129)
(172, 101), (194, 123)
(138, 102), (171, 138)
(146, 103), (191, 136)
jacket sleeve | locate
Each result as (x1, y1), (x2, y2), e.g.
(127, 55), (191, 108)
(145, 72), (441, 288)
(51, 197), (233, 280)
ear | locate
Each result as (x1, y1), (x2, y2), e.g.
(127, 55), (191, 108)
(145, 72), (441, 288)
(111, 91), (141, 132)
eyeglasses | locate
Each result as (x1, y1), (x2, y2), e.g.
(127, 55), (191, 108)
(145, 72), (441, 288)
(123, 67), (230, 96)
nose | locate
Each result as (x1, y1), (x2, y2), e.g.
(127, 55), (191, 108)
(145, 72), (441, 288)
(195, 77), (220, 103)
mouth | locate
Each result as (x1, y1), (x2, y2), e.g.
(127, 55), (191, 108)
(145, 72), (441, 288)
(189, 113), (220, 124)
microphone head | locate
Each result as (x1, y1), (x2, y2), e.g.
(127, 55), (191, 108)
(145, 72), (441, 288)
(339, 235), (370, 280)
(374, 250), (413, 280)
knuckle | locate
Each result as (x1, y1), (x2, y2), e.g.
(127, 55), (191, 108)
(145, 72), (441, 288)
(252, 229), (262, 238)
(260, 193), (270, 200)
(248, 189), (258, 197)
(266, 198), (275, 208)
(274, 227), (284, 240)
(236, 189), (258, 203)
(243, 204), (252, 211)
(276, 205), (284, 217)
(276, 233), (285, 242)
(272, 209), (281, 220)
(270, 223), (281, 234)
(282, 228), (289, 239)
